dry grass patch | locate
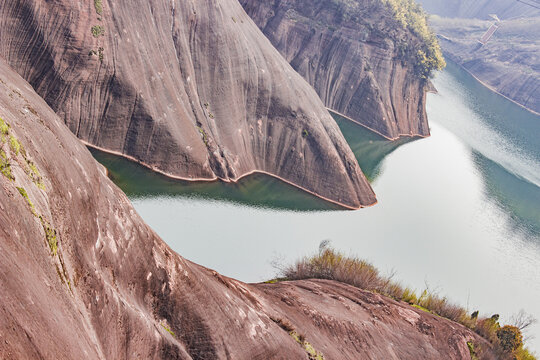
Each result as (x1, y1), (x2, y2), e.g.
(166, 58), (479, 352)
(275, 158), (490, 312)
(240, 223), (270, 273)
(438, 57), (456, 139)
(277, 242), (537, 359)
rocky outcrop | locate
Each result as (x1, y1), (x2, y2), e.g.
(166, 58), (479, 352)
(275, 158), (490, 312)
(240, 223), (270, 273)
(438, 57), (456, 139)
(0, 0), (375, 209)
(0, 58), (495, 359)
(240, 0), (431, 139)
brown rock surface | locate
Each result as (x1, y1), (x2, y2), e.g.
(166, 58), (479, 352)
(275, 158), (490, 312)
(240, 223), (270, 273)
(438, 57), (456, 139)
(0, 0), (375, 209)
(240, 0), (431, 139)
(0, 58), (495, 359)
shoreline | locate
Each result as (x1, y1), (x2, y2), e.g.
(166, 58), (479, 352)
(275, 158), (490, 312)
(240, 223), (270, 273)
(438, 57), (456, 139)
(327, 108), (431, 141)
(444, 55), (540, 117)
(82, 141), (378, 211)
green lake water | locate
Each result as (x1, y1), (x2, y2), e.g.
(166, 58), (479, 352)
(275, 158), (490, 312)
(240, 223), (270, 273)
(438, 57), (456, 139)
(91, 60), (540, 351)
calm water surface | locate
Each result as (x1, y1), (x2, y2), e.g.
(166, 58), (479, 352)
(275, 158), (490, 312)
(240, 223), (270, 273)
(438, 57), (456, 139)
(92, 60), (540, 350)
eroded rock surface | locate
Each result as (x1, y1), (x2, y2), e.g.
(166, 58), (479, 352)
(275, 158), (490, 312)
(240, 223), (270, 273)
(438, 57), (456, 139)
(241, 0), (431, 139)
(0, 0), (375, 209)
(0, 58), (495, 359)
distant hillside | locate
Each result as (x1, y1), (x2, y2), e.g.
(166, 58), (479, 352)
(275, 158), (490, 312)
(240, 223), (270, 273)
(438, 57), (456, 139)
(430, 15), (540, 114)
(417, 0), (540, 19)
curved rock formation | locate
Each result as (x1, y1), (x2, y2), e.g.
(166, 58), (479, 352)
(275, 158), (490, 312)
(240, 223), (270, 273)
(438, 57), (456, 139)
(0, 57), (495, 359)
(240, 0), (432, 139)
(0, 0), (375, 209)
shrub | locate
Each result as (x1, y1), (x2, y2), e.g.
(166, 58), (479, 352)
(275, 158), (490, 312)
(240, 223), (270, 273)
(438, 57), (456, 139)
(497, 325), (523, 354)
(515, 347), (537, 360)
(9, 135), (21, 156)
(39, 216), (57, 256)
(277, 243), (537, 358)
(91, 25), (105, 38)
(94, 0), (103, 15)
(468, 341), (479, 360)
(0, 150), (14, 180)
(16, 187), (35, 211)
(26, 159), (45, 190)
(381, 0), (445, 78)
(197, 126), (209, 146)
(401, 287), (418, 304)
(283, 247), (383, 290)
(160, 323), (176, 338)
(475, 316), (500, 344)
(0, 117), (9, 135)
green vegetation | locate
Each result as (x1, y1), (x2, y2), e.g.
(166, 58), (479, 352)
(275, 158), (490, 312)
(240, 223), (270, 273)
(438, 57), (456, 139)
(91, 25), (105, 38)
(39, 216), (58, 256)
(271, 317), (324, 359)
(94, 0), (103, 15)
(98, 47), (104, 62)
(197, 126), (209, 147)
(16, 187), (35, 213)
(160, 323), (176, 338)
(467, 341), (479, 360)
(9, 135), (21, 156)
(277, 242), (536, 359)
(381, 0), (445, 79)
(0, 117), (9, 135)
(0, 149), (14, 181)
(498, 325), (523, 353)
(302, 129), (309, 138)
(26, 159), (45, 190)
(0, 116), (45, 189)
(263, 278), (287, 284)
(291, 331), (324, 360)
(330, 0), (444, 79)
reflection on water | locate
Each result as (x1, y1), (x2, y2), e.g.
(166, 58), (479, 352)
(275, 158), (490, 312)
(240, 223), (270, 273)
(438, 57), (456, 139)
(331, 112), (414, 182)
(433, 61), (540, 188)
(474, 153), (540, 236)
(91, 60), (540, 351)
(90, 150), (337, 211)
(428, 59), (540, 238)
(90, 113), (407, 211)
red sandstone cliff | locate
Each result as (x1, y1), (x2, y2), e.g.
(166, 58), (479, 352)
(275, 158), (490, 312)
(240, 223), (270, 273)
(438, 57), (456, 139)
(0, 0), (375, 209)
(241, 0), (433, 139)
(0, 57), (494, 359)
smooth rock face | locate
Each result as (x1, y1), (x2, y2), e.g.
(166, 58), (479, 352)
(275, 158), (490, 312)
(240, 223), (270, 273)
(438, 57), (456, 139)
(0, 58), (495, 359)
(0, 0), (375, 209)
(240, 0), (431, 139)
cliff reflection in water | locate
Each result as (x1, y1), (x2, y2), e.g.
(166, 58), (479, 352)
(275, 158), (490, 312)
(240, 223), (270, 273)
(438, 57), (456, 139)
(90, 113), (410, 212)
